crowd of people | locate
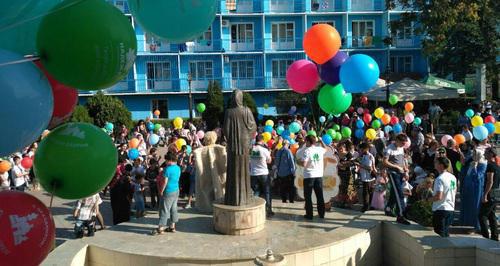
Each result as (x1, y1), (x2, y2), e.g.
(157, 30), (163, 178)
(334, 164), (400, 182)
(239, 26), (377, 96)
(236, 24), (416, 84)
(0, 102), (498, 241)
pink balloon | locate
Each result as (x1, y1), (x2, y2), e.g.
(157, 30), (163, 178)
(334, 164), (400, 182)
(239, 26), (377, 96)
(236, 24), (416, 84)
(404, 113), (414, 124)
(196, 130), (205, 139)
(441, 135), (453, 146)
(286, 59), (320, 94)
(403, 137), (411, 149)
(357, 107), (364, 115)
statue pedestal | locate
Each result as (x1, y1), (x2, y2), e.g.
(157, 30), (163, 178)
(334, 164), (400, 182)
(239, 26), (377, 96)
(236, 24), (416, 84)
(213, 197), (266, 235)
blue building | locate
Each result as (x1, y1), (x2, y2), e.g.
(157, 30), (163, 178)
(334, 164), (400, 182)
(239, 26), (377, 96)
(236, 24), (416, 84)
(81, 0), (428, 120)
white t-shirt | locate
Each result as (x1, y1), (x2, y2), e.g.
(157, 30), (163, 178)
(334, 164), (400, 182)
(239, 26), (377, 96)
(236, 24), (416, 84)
(12, 165), (26, 187)
(301, 146), (326, 178)
(250, 145), (271, 176)
(432, 171), (457, 211)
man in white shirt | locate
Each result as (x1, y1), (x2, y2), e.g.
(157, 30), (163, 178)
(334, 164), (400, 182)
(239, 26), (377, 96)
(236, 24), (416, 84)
(429, 157), (457, 237)
(12, 156), (28, 191)
(298, 135), (326, 220)
(250, 135), (273, 217)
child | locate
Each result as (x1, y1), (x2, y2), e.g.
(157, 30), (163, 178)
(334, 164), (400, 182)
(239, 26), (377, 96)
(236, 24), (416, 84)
(417, 177), (434, 201)
(371, 169), (388, 210)
(73, 193), (102, 238)
(402, 175), (413, 206)
(358, 142), (376, 212)
(146, 159), (160, 209)
(133, 174), (145, 218)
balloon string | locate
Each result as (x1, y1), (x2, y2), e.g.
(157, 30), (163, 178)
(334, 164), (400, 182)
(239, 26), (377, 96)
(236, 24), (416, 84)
(0, 56), (39, 67)
(306, 94), (318, 132)
(0, 0), (88, 34)
(49, 182), (56, 211)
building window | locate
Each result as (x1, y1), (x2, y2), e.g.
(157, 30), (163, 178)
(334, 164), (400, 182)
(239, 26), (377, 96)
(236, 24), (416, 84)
(390, 55), (413, 73)
(312, 21), (335, 27)
(272, 59), (293, 78)
(231, 23), (254, 44)
(196, 26), (212, 44)
(146, 62), (171, 90)
(189, 61), (213, 80)
(351, 0), (373, 11)
(352, 20), (374, 47)
(397, 25), (412, 40)
(151, 99), (168, 119)
(271, 23), (294, 49)
(231, 61), (254, 79)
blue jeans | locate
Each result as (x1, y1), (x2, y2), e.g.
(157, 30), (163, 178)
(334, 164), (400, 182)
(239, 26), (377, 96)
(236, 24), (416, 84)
(387, 170), (405, 217)
(158, 190), (179, 227)
(251, 175), (272, 213)
(433, 210), (453, 237)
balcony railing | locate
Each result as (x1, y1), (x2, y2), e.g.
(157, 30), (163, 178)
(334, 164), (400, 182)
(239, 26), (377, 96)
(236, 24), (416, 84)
(310, 0), (344, 12)
(350, 0), (384, 11)
(269, 0), (303, 13)
(346, 36), (385, 49)
(221, 0), (263, 13)
(393, 37), (421, 48)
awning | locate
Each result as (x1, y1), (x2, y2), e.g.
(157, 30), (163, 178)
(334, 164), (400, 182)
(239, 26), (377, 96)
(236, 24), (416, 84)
(366, 78), (461, 101)
(422, 74), (466, 94)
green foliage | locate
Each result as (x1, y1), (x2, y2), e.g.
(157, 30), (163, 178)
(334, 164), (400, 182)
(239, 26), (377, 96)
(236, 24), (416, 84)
(386, 0), (499, 82)
(85, 92), (133, 129)
(69, 105), (93, 124)
(439, 110), (461, 125)
(407, 200), (433, 227)
(202, 81), (224, 130)
(242, 91), (257, 116)
(274, 91), (308, 114)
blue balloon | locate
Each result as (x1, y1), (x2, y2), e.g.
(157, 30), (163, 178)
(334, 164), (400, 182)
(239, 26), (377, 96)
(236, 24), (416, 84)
(289, 122), (301, 134)
(393, 123), (402, 134)
(465, 109), (474, 118)
(356, 119), (365, 129)
(355, 129), (365, 139)
(339, 54), (380, 93)
(414, 117), (422, 126)
(147, 122), (155, 132)
(485, 123), (495, 135)
(128, 0), (217, 43)
(289, 139), (296, 145)
(0, 49), (53, 157)
(264, 125), (273, 133)
(282, 129), (291, 138)
(473, 126), (489, 141)
(149, 134), (160, 145)
(276, 126), (285, 135)
(384, 125), (393, 134)
(186, 145), (192, 155)
(319, 116), (326, 123)
(258, 113), (264, 120)
(128, 148), (140, 160)
(322, 134), (333, 145)
(105, 122), (114, 132)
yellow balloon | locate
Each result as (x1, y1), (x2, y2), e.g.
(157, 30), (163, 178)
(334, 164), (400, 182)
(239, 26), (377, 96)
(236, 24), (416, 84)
(290, 133), (295, 139)
(262, 132), (272, 142)
(471, 116), (483, 127)
(173, 117), (183, 129)
(175, 138), (187, 150)
(263, 103), (269, 109)
(495, 122), (500, 134)
(374, 107), (385, 119)
(366, 128), (377, 140)
(276, 143), (283, 150)
(265, 120), (274, 127)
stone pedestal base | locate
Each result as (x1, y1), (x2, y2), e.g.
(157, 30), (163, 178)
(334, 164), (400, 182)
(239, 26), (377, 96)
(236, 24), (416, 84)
(213, 197), (266, 235)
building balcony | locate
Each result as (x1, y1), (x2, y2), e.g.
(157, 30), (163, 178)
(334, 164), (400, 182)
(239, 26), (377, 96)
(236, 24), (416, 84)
(269, 0), (303, 13)
(349, 0), (384, 11)
(310, 0), (345, 12)
(221, 0), (263, 13)
(392, 37), (422, 48)
(346, 36), (385, 49)
(230, 39), (257, 52)
(143, 40), (223, 54)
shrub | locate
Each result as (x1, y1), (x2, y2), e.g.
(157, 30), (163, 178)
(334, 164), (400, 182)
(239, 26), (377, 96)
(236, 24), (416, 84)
(86, 92), (133, 129)
(202, 81), (224, 130)
(69, 105), (93, 124)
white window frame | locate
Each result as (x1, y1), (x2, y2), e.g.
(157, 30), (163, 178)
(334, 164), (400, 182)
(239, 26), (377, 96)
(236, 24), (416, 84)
(351, 20), (375, 48)
(351, 0), (374, 11)
(188, 26), (213, 52)
(390, 55), (413, 73)
(270, 0), (293, 12)
(189, 61), (213, 90)
(231, 60), (255, 89)
(146, 61), (172, 90)
(230, 22), (254, 51)
(271, 59), (293, 88)
(145, 32), (170, 53)
(394, 24), (414, 47)
(311, 21), (336, 27)
(271, 22), (295, 50)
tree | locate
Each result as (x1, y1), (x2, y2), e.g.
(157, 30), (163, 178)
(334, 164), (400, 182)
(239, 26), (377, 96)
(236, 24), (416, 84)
(386, 0), (499, 83)
(274, 91), (308, 114)
(69, 105), (93, 124)
(202, 81), (224, 130)
(242, 92), (257, 117)
(85, 92), (133, 128)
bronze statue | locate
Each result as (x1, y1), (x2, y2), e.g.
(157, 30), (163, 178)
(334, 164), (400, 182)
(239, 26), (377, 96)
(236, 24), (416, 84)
(223, 89), (256, 206)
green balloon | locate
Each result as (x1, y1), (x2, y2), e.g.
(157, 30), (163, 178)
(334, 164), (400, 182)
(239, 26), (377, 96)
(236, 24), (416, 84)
(372, 120), (382, 129)
(334, 132), (342, 141)
(327, 129), (335, 137)
(34, 123), (117, 199)
(37, 0), (137, 90)
(389, 94), (399, 106)
(333, 124), (341, 131)
(456, 161), (462, 171)
(154, 123), (162, 131)
(341, 127), (352, 138)
(197, 103), (206, 113)
(307, 130), (317, 137)
(318, 84), (352, 115)
(128, 0), (217, 43)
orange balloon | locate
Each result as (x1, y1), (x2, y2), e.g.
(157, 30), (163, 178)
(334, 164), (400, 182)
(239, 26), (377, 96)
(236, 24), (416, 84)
(381, 114), (391, 125)
(454, 134), (466, 145)
(129, 138), (140, 148)
(303, 24), (341, 64)
(290, 144), (299, 155)
(404, 102), (414, 112)
(0, 160), (11, 173)
(154, 110), (160, 116)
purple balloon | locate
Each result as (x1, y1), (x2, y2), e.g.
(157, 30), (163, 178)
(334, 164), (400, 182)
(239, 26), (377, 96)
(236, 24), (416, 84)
(319, 51), (349, 85)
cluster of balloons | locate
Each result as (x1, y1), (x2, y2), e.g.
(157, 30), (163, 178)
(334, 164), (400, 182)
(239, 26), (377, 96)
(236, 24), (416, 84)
(467, 112), (498, 141)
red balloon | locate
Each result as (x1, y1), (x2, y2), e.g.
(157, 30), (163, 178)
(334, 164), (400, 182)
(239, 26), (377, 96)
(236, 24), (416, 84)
(484, 115), (496, 124)
(35, 61), (78, 129)
(390, 116), (400, 126)
(360, 96), (368, 105)
(267, 139), (274, 149)
(348, 106), (355, 113)
(363, 113), (372, 124)
(363, 108), (370, 114)
(21, 157), (33, 169)
(0, 191), (55, 266)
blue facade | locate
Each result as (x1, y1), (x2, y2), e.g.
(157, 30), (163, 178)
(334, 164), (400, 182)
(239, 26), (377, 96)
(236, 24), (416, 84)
(82, 0), (429, 120)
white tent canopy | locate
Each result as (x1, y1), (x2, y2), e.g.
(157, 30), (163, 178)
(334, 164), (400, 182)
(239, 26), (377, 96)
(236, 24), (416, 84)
(366, 78), (460, 101)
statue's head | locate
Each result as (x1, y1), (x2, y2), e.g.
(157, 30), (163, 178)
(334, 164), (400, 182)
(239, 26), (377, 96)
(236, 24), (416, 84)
(229, 89), (243, 108)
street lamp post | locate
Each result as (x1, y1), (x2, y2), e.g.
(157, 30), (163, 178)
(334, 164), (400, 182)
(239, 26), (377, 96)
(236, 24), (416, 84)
(188, 73), (193, 121)
(386, 65), (391, 106)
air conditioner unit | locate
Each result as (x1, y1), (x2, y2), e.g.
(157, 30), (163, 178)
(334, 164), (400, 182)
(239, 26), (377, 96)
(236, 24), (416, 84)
(222, 20), (230, 28)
